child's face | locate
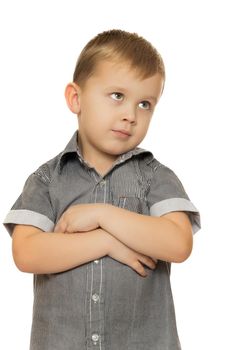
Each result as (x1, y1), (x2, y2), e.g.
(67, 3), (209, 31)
(75, 60), (164, 168)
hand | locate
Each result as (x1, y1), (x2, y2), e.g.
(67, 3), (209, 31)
(107, 234), (157, 277)
(54, 204), (101, 233)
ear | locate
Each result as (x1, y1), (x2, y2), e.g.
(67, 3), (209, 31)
(64, 82), (81, 114)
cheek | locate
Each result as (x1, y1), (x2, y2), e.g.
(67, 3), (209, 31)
(87, 98), (112, 120)
(138, 118), (151, 135)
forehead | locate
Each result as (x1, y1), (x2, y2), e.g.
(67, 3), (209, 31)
(92, 59), (150, 83)
(86, 60), (164, 97)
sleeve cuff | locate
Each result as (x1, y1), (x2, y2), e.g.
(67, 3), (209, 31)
(3, 209), (55, 236)
(150, 198), (201, 234)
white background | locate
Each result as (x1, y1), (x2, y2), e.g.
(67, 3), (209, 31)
(0, 1), (232, 349)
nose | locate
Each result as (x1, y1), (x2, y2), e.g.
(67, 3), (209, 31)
(121, 105), (137, 124)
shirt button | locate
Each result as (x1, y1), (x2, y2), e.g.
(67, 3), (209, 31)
(92, 293), (99, 303)
(99, 180), (106, 187)
(92, 333), (99, 343)
(94, 259), (99, 264)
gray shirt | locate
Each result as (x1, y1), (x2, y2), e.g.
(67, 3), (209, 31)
(4, 131), (201, 350)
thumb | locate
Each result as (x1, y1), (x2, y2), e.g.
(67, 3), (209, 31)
(54, 220), (67, 233)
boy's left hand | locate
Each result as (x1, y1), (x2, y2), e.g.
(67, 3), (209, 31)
(54, 204), (102, 233)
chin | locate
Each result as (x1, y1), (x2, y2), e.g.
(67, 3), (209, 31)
(107, 146), (135, 156)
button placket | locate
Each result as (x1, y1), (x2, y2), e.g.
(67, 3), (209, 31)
(87, 260), (104, 349)
(86, 173), (108, 349)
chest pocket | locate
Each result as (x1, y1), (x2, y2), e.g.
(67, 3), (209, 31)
(110, 158), (151, 215)
(117, 195), (143, 213)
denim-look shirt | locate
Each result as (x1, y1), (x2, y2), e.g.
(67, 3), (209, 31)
(4, 131), (201, 350)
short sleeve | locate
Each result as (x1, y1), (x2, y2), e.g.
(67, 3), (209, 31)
(147, 164), (201, 234)
(3, 167), (55, 236)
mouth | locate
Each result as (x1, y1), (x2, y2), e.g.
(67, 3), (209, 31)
(112, 129), (131, 137)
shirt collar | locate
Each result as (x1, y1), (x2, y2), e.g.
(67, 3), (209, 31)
(58, 130), (152, 172)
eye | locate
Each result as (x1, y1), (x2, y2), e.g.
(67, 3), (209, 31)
(110, 92), (124, 101)
(139, 101), (151, 110)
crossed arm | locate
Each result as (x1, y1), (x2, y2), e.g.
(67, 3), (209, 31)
(12, 203), (193, 276)
(54, 203), (193, 263)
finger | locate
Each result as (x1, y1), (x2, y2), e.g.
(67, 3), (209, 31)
(131, 260), (148, 277)
(54, 224), (60, 233)
(54, 220), (67, 233)
(66, 224), (77, 233)
(139, 256), (157, 270)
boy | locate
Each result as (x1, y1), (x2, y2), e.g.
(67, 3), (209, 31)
(4, 29), (201, 349)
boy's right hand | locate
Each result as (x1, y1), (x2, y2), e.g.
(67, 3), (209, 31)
(106, 233), (157, 277)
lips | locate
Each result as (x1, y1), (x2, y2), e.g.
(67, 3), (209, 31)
(112, 129), (131, 136)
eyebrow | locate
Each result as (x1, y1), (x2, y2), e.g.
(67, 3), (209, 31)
(105, 86), (158, 103)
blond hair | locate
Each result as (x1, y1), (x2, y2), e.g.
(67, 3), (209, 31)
(73, 29), (165, 88)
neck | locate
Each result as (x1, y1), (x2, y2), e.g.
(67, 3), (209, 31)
(77, 135), (118, 176)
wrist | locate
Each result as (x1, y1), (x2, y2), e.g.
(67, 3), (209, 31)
(96, 227), (113, 255)
(96, 203), (111, 228)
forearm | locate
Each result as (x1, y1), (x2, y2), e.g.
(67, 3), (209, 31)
(99, 205), (192, 263)
(13, 226), (111, 274)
